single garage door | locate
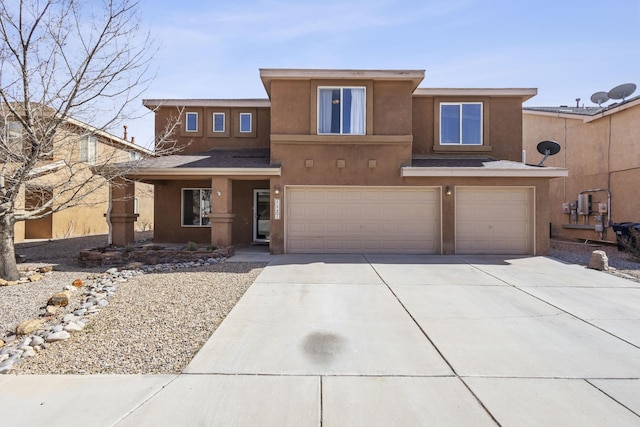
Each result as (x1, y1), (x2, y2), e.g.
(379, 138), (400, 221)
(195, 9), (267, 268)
(287, 187), (440, 253)
(456, 187), (534, 255)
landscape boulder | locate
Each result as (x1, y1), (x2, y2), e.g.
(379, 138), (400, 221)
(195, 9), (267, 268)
(16, 319), (43, 335)
(588, 250), (609, 271)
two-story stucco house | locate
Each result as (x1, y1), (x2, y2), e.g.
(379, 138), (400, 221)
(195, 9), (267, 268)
(6, 113), (154, 243)
(108, 69), (566, 255)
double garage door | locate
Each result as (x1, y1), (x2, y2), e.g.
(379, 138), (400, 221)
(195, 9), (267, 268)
(285, 186), (534, 255)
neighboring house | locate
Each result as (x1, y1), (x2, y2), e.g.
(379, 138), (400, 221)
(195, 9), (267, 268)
(523, 95), (640, 244)
(5, 113), (154, 243)
(109, 68), (566, 255)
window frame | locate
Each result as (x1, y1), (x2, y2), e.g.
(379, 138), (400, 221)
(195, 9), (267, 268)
(317, 86), (367, 135)
(185, 112), (198, 132)
(439, 102), (483, 146)
(6, 120), (24, 154)
(212, 112), (225, 133)
(239, 112), (252, 133)
(80, 135), (97, 164)
(181, 188), (212, 227)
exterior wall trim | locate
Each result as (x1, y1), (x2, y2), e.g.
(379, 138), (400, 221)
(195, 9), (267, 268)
(125, 167), (282, 177)
(402, 167), (568, 178)
(271, 134), (413, 145)
(415, 87), (537, 100)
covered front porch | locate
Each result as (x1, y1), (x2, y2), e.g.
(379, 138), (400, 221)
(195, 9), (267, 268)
(107, 149), (281, 251)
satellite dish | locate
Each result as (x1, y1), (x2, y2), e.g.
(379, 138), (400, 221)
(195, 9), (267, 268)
(608, 83), (636, 101)
(536, 140), (561, 166)
(590, 91), (609, 106)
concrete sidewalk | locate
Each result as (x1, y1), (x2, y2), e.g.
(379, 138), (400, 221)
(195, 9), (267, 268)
(2, 255), (640, 426)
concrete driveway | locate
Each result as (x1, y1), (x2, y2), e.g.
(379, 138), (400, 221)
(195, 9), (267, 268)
(2, 254), (640, 426)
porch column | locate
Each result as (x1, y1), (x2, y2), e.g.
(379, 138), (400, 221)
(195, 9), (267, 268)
(109, 178), (138, 246)
(208, 177), (235, 248)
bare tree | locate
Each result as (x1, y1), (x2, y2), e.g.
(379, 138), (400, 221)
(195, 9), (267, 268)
(0, 0), (168, 280)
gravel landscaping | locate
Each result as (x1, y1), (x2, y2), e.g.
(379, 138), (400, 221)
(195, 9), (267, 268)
(1, 233), (266, 374)
(1, 234), (638, 375)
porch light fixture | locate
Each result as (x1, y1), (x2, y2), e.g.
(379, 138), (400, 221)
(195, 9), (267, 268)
(273, 184), (281, 196)
(445, 186), (452, 196)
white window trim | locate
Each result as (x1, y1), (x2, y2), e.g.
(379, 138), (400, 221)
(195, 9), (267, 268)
(80, 135), (98, 164)
(213, 112), (225, 132)
(181, 188), (212, 227)
(185, 112), (198, 132)
(439, 102), (483, 145)
(239, 112), (252, 133)
(317, 86), (366, 135)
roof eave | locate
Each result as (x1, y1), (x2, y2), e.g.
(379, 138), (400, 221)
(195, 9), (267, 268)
(401, 167), (568, 178)
(123, 167), (282, 177)
(260, 68), (425, 97)
(414, 88), (538, 101)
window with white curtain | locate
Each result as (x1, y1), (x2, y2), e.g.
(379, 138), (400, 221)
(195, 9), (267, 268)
(440, 102), (482, 145)
(318, 87), (365, 135)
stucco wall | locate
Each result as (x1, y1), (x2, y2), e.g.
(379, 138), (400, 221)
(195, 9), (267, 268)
(155, 106), (271, 153)
(153, 180), (211, 243)
(412, 96), (524, 160)
(523, 105), (640, 243)
(13, 125), (153, 242)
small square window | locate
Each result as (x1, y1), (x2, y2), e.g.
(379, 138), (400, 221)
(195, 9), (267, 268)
(239, 113), (252, 133)
(213, 113), (225, 132)
(185, 112), (198, 132)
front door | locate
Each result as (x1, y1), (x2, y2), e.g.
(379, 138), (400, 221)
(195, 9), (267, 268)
(253, 189), (270, 243)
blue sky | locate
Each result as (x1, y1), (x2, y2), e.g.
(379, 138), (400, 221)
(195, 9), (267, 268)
(128, 0), (640, 147)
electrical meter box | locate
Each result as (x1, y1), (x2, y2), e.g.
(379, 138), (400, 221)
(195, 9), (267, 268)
(562, 203), (570, 214)
(577, 194), (592, 215)
(598, 203), (608, 213)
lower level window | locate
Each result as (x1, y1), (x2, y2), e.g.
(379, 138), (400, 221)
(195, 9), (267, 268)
(182, 188), (211, 226)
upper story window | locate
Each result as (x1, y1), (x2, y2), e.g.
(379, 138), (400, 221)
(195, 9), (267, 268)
(130, 150), (141, 161)
(213, 113), (225, 132)
(80, 135), (97, 164)
(318, 87), (365, 135)
(185, 112), (198, 132)
(239, 113), (252, 133)
(440, 102), (482, 145)
(4, 120), (24, 155)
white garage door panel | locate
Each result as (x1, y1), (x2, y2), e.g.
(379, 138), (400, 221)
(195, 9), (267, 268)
(456, 188), (534, 255)
(287, 187), (440, 254)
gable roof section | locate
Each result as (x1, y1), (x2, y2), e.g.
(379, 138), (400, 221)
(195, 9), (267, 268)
(260, 68), (425, 97)
(64, 116), (152, 156)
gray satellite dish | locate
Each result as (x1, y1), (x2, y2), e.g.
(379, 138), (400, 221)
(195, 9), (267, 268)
(608, 83), (636, 101)
(590, 91), (609, 106)
(536, 140), (561, 166)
